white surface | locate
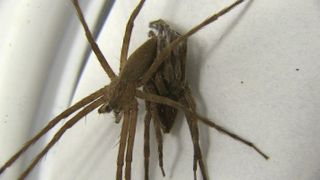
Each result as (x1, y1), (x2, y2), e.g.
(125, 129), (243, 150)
(1, 0), (320, 180)
(0, 0), (106, 180)
(0, 1), (78, 180)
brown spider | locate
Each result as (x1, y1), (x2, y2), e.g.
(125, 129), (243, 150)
(0, 0), (268, 179)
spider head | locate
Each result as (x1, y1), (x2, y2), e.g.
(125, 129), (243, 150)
(98, 78), (135, 116)
(98, 78), (123, 113)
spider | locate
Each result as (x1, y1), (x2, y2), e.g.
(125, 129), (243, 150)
(0, 0), (268, 179)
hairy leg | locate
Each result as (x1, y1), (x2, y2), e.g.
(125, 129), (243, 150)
(116, 111), (130, 180)
(181, 89), (208, 180)
(120, 0), (146, 70)
(185, 113), (203, 180)
(143, 86), (166, 177)
(125, 102), (138, 180)
(135, 90), (269, 160)
(143, 102), (152, 180)
(140, 0), (244, 85)
(18, 98), (104, 180)
(72, 0), (116, 79)
(150, 103), (166, 177)
(0, 87), (105, 175)
(196, 117), (269, 160)
(144, 101), (166, 180)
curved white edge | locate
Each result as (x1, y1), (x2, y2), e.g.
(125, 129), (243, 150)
(0, 0), (106, 179)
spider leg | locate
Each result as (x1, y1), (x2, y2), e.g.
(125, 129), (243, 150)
(125, 101), (139, 180)
(198, 116), (269, 160)
(144, 86), (166, 177)
(17, 98), (104, 180)
(0, 87), (105, 175)
(116, 111), (130, 180)
(135, 90), (269, 160)
(143, 102), (152, 180)
(185, 113), (202, 180)
(150, 103), (166, 177)
(181, 89), (208, 180)
(140, 0), (244, 85)
(72, 0), (116, 79)
(119, 0), (146, 70)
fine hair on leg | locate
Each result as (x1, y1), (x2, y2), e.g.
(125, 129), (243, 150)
(143, 102), (152, 180)
(116, 111), (130, 180)
(124, 102), (139, 180)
